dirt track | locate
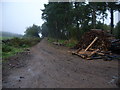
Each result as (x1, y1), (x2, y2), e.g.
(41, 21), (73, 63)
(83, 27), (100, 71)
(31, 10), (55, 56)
(2, 38), (119, 88)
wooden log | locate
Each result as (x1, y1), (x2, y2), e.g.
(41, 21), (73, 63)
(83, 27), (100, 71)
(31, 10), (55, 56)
(89, 49), (99, 57)
(90, 56), (102, 59)
(72, 52), (87, 59)
(85, 37), (98, 51)
(97, 52), (105, 56)
(89, 48), (97, 51)
(86, 57), (93, 60)
(72, 52), (77, 55)
(76, 48), (82, 53)
(78, 54), (87, 59)
(78, 51), (92, 55)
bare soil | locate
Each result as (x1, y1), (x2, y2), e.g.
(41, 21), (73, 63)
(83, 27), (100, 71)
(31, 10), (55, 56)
(2, 38), (119, 88)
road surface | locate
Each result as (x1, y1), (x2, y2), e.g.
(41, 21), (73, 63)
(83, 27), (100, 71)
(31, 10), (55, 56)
(3, 38), (119, 88)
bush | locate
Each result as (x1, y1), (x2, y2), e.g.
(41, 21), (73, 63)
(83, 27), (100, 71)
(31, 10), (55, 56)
(22, 37), (41, 47)
(3, 37), (41, 48)
(114, 21), (120, 39)
(2, 37), (41, 59)
(2, 44), (12, 52)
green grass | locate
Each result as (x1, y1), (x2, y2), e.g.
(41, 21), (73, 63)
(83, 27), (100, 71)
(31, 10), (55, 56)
(48, 38), (56, 43)
(65, 42), (77, 47)
(48, 37), (78, 48)
(2, 37), (41, 59)
(1, 44), (24, 63)
(58, 40), (65, 44)
(2, 46), (23, 58)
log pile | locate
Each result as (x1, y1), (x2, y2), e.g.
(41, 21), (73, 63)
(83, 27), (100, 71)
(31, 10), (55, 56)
(74, 30), (112, 51)
(72, 30), (120, 60)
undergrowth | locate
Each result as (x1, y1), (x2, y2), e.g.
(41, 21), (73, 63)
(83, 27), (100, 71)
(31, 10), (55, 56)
(2, 37), (41, 59)
(48, 37), (78, 48)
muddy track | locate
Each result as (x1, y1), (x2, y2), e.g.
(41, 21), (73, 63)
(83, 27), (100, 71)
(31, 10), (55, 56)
(2, 38), (119, 88)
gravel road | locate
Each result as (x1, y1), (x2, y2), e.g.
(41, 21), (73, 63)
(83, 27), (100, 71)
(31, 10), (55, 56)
(2, 38), (119, 88)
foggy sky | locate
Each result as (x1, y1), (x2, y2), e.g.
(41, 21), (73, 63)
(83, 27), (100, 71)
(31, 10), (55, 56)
(1, 0), (48, 35)
(0, 0), (119, 35)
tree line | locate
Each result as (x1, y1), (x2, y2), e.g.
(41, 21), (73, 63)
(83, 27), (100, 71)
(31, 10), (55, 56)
(23, 1), (120, 40)
(40, 1), (120, 40)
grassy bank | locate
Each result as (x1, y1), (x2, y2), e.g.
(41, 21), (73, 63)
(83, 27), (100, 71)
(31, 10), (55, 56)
(2, 37), (41, 59)
(47, 37), (78, 48)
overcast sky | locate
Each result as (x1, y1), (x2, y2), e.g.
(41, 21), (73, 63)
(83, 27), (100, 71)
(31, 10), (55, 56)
(1, 0), (48, 35)
(0, 0), (119, 35)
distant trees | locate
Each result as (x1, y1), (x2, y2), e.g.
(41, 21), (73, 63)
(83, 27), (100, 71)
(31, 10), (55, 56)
(41, 1), (120, 40)
(114, 21), (120, 39)
(24, 24), (41, 38)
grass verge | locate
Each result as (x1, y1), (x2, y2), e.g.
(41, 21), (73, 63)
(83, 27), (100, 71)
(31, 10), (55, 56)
(48, 37), (78, 48)
(2, 37), (41, 59)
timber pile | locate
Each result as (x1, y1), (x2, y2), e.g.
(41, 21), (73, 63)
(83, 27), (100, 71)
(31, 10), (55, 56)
(72, 30), (119, 60)
(74, 30), (112, 51)
(110, 39), (120, 53)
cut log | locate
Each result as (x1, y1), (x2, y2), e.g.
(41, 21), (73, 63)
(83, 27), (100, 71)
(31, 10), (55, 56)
(78, 54), (87, 59)
(89, 49), (99, 57)
(76, 48), (82, 53)
(85, 37), (98, 51)
(97, 52), (105, 56)
(78, 51), (92, 55)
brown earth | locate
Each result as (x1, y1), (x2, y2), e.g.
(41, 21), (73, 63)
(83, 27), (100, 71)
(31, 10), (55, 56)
(2, 38), (119, 88)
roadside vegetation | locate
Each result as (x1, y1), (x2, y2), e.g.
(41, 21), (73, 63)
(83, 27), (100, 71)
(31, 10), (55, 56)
(2, 24), (41, 59)
(2, 37), (41, 59)
(48, 38), (78, 48)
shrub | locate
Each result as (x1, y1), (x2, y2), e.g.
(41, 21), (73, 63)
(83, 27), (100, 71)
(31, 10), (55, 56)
(2, 44), (12, 52)
(114, 21), (120, 39)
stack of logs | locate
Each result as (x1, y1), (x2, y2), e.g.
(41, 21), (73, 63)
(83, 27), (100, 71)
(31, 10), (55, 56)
(72, 30), (116, 60)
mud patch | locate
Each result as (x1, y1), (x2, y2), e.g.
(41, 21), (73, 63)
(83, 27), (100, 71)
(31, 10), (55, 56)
(2, 50), (32, 87)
